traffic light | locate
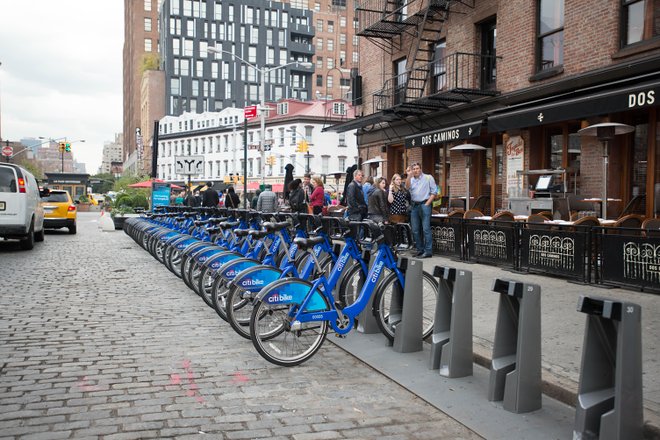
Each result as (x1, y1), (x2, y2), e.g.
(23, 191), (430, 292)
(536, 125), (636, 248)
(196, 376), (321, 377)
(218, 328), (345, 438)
(65, 142), (71, 152)
(266, 155), (276, 166)
(58, 142), (65, 153)
(296, 140), (308, 153)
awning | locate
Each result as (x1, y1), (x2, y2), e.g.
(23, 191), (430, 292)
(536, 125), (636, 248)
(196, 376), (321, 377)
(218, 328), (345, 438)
(322, 111), (390, 133)
(488, 77), (660, 133)
(405, 120), (483, 148)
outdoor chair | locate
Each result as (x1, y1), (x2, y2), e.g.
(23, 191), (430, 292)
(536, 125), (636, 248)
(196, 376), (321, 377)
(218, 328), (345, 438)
(491, 210), (515, 222)
(463, 209), (484, 220)
(470, 195), (490, 213)
(619, 195), (645, 217)
(447, 210), (465, 218)
(526, 214), (552, 230)
(642, 218), (660, 237)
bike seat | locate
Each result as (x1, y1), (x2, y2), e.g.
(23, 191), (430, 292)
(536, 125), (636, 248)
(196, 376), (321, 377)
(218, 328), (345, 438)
(234, 229), (251, 237)
(194, 220), (210, 227)
(220, 221), (240, 229)
(206, 227), (221, 234)
(262, 221), (289, 233)
(248, 229), (269, 239)
(209, 217), (228, 224)
(175, 216), (186, 221)
(293, 236), (325, 251)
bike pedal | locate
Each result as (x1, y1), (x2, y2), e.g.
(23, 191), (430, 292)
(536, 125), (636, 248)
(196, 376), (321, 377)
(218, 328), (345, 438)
(334, 333), (346, 339)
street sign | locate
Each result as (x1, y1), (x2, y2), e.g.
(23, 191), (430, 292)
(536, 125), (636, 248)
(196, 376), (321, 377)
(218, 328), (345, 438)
(1, 146), (13, 157)
(174, 155), (204, 175)
(244, 105), (258, 119)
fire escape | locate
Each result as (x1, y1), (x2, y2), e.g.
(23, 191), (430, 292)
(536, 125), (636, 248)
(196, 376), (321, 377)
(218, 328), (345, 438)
(356, 0), (500, 117)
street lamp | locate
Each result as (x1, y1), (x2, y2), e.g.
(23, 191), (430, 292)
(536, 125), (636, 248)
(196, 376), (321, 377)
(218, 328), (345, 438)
(207, 46), (312, 185)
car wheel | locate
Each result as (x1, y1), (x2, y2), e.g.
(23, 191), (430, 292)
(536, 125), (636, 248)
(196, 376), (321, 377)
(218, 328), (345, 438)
(20, 222), (35, 250)
(68, 222), (77, 234)
(35, 227), (45, 242)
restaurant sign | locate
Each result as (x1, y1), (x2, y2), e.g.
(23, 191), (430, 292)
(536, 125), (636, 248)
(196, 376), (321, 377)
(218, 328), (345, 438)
(405, 121), (482, 149)
(520, 230), (587, 281)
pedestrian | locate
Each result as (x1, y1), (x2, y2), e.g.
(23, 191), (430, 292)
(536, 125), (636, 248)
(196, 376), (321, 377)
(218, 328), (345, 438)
(288, 179), (306, 213)
(201, 181), (219, 207)
(256, 185), (279, 213)
(406, 163), (437, 258)
(225, 186), (240, 209)
(368, 177), (389, 223)
(388, 173), (410, 223)
(302, 173), (314, 213)
(251, 190), (261, 209)
(184, 189), (199, 207)
(346, 169), (367, 221)
(309, 177), (325, 215)
(174, 191), (184, 205)
(283, 164), (295, 201)
(362, 175), (375, 205)
(341, 164), (357, 206)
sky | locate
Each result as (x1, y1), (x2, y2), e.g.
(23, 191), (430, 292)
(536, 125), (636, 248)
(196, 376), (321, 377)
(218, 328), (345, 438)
(0, 0), (124, 174)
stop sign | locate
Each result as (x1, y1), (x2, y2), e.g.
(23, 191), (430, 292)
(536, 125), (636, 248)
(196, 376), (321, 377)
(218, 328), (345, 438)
(1, 146), (13, 157)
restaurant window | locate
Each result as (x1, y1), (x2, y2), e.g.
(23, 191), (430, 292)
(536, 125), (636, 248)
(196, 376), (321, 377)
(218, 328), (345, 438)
(622, 0), (660, 46)
(537, 0), (564, 71)
(394, 57), (407, 105)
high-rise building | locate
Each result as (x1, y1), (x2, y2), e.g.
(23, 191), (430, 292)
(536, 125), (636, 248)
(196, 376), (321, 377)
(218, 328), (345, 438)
(123, 0), (160, 175)
(159, 0), (315, 116)
(100, 134), (124, 174)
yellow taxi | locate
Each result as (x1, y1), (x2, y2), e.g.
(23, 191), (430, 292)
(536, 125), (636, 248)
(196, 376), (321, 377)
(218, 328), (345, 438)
(41, 190), (77, 234)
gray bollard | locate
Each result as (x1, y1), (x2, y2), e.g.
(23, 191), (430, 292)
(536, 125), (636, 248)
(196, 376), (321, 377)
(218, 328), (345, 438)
(357, 250), (381, 334)
(487, 278), (542, 413)
(429, 266), (473, 378)
(573, 296), (643, 440)
(392, 257), (424, 353)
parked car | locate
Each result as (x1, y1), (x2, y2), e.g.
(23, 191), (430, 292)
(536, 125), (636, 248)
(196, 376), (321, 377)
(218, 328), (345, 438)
(41, 190), (77, 234)
(0, 163), (46, 249)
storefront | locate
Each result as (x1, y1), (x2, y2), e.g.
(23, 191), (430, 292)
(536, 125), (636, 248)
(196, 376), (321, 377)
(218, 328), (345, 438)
(43, 173), (91, 201)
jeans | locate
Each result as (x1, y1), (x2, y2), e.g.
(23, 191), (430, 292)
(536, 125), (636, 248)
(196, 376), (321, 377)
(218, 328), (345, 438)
(410, 202), (432, 255)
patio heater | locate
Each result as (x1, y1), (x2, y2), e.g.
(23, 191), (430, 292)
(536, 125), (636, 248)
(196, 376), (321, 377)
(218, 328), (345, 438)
(578, 122), (634, 219)
(450, 144), (486, 210)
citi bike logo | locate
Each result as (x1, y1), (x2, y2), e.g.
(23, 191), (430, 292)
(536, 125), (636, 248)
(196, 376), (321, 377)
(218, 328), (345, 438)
(225, 269), (237, 277)
(370, 261), (384, 284)
(242, 278), (264, 287)
(267, 293), (293, 303)
(336, 253), (350, 272)
(211, 261), (221, 269)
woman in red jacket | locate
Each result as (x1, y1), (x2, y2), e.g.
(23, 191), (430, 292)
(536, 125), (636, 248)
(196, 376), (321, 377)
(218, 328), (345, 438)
(310, 177), (325, 215)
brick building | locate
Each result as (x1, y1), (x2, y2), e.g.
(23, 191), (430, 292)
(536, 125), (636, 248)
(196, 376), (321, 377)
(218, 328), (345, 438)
(330, 0), (659, 217)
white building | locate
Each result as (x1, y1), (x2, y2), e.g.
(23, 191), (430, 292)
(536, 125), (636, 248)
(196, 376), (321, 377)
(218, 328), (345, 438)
(100, 133), (124, 174)
(156, 99), (357, 192)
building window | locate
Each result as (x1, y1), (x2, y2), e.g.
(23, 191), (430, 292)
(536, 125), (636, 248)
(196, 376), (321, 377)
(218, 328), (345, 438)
(317, 38), (323, 51)
(144, 0), (151, 11)
(328, 21), (334, 33)
(277, 102), (289, 115)
(327, 75), (334, 89)
(144, 17), (152, 32)
(338, 133), (346, 146)
(316, 74), (323, 86)
(144, 38), (152, 52)
(432, 40), (446, 92)
(332, 102), (347, 115)
(327, 58), (334, 69)
(316, 56), (323, 69)
(317, 19), (323, 32)
(333, 0), (347, 6)
(327, 39), (334, 51)
(322, 156), (329, 174)
(622, 0), (660, 46)
(537, 0), (564, 71)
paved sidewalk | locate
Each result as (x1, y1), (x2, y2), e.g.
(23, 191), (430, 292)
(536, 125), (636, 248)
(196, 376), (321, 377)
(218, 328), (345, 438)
(377, 252), (660, 436)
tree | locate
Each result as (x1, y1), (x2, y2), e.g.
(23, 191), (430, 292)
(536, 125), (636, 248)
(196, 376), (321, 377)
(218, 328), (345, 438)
(90, 173), (115, 194)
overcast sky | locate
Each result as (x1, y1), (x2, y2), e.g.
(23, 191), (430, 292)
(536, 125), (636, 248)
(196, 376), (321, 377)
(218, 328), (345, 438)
(0, 0), (124, 174)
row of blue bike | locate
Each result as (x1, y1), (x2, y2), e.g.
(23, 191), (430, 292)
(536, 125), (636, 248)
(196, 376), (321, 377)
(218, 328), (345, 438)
(123, 206), (438, 366)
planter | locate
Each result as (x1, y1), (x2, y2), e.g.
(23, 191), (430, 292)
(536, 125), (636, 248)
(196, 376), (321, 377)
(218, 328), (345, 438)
(76, 203), (93, 212)
(111, 213), (140, 230)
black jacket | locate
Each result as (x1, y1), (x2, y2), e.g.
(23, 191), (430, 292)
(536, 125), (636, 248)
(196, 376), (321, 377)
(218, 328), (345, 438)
(346, 180), (367, 219)
(368, 188), (389, 221)
(202, 189), (219, 207)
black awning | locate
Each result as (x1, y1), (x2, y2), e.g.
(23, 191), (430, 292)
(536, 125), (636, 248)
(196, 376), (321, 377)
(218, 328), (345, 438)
(487, 77), (660, 133)
(405, 120), (483, 148)
(322, 112), (390, 133)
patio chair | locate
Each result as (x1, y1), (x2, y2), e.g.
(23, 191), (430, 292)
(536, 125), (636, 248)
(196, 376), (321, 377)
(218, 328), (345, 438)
(463, 209), (483, 219)
(619, 195), (645, 217)
(471, 195), (490, 213)
(447, 209), (465, 218)
(526, 213), (552, 230)
(553, 197), (570, 220)
(608, 214), (645, 236)
(537, 211), (553, 220)
(642, 217), (660, 237)
(491, 210), (515, 222)
(568, 194), (597, 220)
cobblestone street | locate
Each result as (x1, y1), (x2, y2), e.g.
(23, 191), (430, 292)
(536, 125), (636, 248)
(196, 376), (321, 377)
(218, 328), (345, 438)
(0, 213), (479, 440)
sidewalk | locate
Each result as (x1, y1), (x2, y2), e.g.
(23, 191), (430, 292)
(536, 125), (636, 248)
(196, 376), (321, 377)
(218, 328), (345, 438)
(332, 253), (660, 438)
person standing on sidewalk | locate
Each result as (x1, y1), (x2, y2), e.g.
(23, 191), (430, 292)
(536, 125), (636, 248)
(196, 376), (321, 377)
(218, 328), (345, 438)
(202, 182), (219, 207)
(256, 185), (278, 213)
(368, 177), (389, 223)
(346, 169), (367, 221)
(309, 177), (325, 215)
(388, 173), (410, 223)
(406, 163), (437, 258)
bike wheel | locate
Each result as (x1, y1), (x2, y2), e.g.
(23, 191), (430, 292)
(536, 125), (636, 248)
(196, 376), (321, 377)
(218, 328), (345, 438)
(250, 283), (329, 367)
(197, 265), (216, 308)
(337, 263), (364, 307)
(372, 270), (438, 342)
(211, 275), (230, 321)
(225, 284), (255, 339)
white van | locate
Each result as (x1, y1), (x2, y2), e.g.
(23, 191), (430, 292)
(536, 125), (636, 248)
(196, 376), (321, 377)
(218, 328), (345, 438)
(0, 163), (46, 250)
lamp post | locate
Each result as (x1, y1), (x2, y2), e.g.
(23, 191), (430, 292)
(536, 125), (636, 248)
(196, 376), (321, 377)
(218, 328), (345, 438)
(207, 47), (312, 185)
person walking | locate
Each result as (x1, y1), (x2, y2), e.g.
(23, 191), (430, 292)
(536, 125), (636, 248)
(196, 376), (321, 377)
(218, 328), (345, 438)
(346, 169), (367, 221)
(201, 182), (219, 207)
(302, 173), (314, 213)
(388, 173), (410, 223)
(309, 177), (325, 215)
(368, 177), (389, 223)
(406, 163), (437, 258)
(256, 185), (278, 213)
(362, 175), (375, 205)
(184, 189), (199, 207)
(251, 190), (261, 209)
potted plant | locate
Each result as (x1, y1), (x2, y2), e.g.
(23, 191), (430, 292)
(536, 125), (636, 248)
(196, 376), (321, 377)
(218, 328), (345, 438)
(110, 193), (149, 229)
(76, 194), (92, 212)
